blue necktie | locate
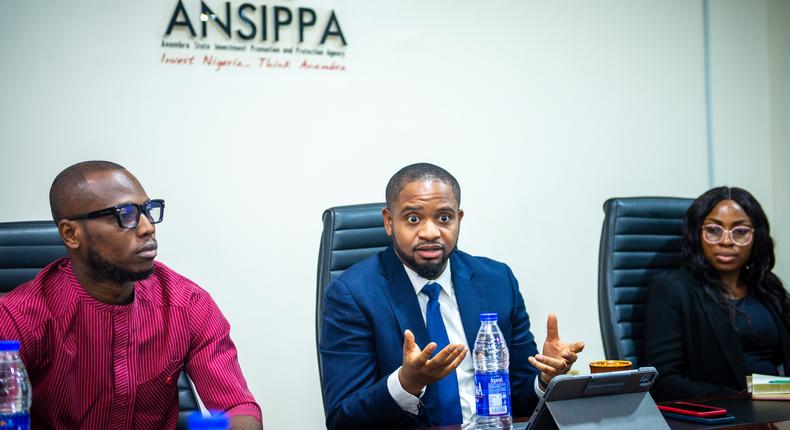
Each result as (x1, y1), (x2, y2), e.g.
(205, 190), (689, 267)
(421, 282), (462, 425)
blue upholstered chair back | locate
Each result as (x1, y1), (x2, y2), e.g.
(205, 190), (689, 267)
(0, 221), (200, 430)
(597, 197), (693, 367)
(315, 203), (389, 408)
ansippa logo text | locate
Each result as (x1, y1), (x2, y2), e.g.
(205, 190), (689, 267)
(164, 1), (347, 46)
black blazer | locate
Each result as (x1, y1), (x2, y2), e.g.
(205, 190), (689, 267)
(644, 266), (790, 401)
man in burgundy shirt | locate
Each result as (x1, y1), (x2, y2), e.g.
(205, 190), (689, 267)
(0, 161), (262, 429)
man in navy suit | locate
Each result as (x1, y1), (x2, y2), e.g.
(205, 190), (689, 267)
(320, 163), (584, 429)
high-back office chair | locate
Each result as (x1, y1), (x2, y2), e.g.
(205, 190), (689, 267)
(597, 197), (693, 367)
(315, 203), (389, 408)
(0, 221), (200, 430)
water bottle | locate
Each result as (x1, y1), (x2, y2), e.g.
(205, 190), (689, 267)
(0, 340), (30, 430)
(474, 313), (512, 430)
(188, 411), (229, 430)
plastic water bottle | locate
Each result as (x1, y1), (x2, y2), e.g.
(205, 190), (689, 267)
(0, 340), (30, 430)
(474, 313), (512, 430)
(188, 411), (229, 430)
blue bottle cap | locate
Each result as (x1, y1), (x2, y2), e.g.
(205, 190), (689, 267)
(480, 313), (498, 322)
(188, 411), (229, 430)
(0, 340), (21, 351)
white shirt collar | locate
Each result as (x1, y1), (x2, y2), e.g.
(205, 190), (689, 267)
(402, 261), (453, 297)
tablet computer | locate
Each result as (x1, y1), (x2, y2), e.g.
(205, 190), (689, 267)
(526, 367), (659, 430)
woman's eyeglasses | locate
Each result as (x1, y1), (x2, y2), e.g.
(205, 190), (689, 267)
(67, 199), (165, 229)
(701, 224), (753, 246)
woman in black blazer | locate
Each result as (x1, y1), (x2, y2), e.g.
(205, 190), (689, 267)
(644, 186), (790, 401)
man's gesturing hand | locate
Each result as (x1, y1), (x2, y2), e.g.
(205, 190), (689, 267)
(397, 329), (467, 396)
(528, 314), (585, 386)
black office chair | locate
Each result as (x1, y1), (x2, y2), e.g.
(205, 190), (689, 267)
(0, 221), (200, 430)
(315, 203), (389, 409)
(597, 197), (693, 367)
(0, 221), (66, 295)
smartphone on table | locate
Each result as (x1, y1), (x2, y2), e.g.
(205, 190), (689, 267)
(658, 401), (735, 424)
(657, 401), (727, 417)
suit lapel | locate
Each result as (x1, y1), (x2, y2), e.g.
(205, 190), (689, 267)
(379, 246), (430, 348)
(451, 252), (489, 348)
(693, 286), (746, 388)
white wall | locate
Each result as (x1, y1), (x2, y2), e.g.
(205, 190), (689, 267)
(0, 1), (783, 428)
(708, 0), (773, 208)
(708, 0), (790, 282)
(767, 0), (790, 283)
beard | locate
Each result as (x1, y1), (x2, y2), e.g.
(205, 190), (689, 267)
(392, 238), (451, 280)
(87, 248), (153, 283)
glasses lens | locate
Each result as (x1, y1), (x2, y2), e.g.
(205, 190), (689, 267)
(145, 200), (164, 224)
(731, 227), (753, 246)
(117, 205), (141, 229)
(702, 225), (724, 243)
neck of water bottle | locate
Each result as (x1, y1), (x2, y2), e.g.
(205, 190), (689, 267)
(0, 351), (21, 361)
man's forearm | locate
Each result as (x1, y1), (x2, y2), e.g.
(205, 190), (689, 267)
(230, 415), (262, 430)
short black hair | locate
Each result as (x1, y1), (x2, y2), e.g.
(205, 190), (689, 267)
(385, 163), (461, 209)
(49, 160), (126, 222)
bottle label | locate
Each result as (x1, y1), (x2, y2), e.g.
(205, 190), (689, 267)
(0, 412), (29, 430)
(474, 371), (511, 416)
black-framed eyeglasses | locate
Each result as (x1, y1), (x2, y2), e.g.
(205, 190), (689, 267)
(67, 199), (165, 229)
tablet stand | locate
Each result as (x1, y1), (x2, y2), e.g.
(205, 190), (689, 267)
(531, 390), (668, 430)
(524, 367), (668, 430)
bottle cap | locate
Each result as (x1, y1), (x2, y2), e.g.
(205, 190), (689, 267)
(0, 340), (21, 352)
(480, 313), (498, 322)
(188, 411), (229, 429)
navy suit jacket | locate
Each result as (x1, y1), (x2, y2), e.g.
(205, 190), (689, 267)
(319, 246), (540, 430)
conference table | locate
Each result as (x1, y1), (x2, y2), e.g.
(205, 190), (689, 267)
(424, 394), (790, 429)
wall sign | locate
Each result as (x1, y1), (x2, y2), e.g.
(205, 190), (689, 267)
(160, 1), (348, 72)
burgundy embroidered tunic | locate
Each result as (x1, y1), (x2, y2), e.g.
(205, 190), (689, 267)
(0, 258), (261, 429)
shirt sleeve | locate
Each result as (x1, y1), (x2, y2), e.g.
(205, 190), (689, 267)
(533, 376), (546, 397)
(0, 305), (23, 341)
(386, 367), (424, 414)
(184, 290), (262, 423)
(0, 304), (37, 368)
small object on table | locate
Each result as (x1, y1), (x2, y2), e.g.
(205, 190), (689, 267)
(188, 411), (229, 430)
(660, 412), (735, 425)
(751, 373), (790, 400)
(588, 360), (632, 374)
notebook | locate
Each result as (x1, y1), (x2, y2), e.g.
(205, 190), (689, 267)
(750, 373), (790, 400)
